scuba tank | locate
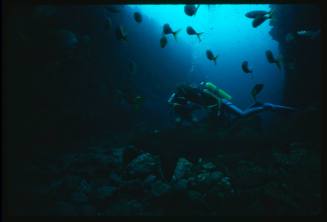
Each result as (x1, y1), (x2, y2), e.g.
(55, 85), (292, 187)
(205, 82), (232, 100)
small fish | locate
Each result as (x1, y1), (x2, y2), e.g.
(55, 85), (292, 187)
(251, 84), (264, 102)
(297, 29), (320, 40)
(186, 26), (204, 42)
(206, 50), (218, 65)
(160, 35), (168, 48)
(163, 24), (181, 41)
(184, 4), (200, 16)
(104, 6), (121, 13)
(245, 10), (271, 19)
(265, 50), (281, 70)
(245, 10), (272, 28)
(116, 25), (127, 41)
(241, 61), (253, 74)
(133, 12), (142, 23)
(252, 14), (271, 28)
(104, 17), (112, 30)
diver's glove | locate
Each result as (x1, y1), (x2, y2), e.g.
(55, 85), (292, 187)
(263, 102), (297, 112)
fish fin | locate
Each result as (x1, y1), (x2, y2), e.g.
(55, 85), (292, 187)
(275, 61), (282, 71)
(173, 29), (181, 41)
(275, 56), (283, 71)
(194, 5), (200, 15)
(213, 56), (217, 65)
(197, 32), (204, 42)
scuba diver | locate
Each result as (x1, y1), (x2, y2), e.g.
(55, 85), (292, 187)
(168, 84), (203, 126)
(168, 81), (297, 126)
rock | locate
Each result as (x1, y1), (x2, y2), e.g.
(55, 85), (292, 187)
(234, 161), (270, 188)
(109, 172), (123, 185)
(173, 178), (189, 191)
(186, 190), (210, 211)
(48, 179), (64, 194)
(51, 201), (78, 216)
(150, 180), (171, 197)
(202, 162), (217, 171)
(71, 192), (88, 204)
(63, 175), (82, 192)
(126, 153), (161, 178)
(104, 200), (144, 216)
(121, 179), (144, 193)
(78, 179), (92, 194)
(79, 205), (97, 216)
(210, 171), (224, 182)
(187, 190), (204, 202)
(143, 175), (157, 188)
(111, 148), (124, 168)
(123, 145), (141, 165)
(171, 158), (193, 182)
(96, 186), (117, 200)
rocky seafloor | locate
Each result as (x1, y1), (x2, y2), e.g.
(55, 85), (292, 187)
(10, 125), (321, 216)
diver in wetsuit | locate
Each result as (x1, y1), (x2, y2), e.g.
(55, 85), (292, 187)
(168, 81), (296, 126)
(167, 84), (202, 126)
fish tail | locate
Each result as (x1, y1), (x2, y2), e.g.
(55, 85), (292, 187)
(275, 60), (282, 71)
(173, 29), (181, 41)
(213, 56), (217, 65)
(197, 32), (204, 42)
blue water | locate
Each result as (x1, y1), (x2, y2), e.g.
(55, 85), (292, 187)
(107, 4), (285, 129)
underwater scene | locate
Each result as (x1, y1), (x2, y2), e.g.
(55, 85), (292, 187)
(4, 3), (322, 216)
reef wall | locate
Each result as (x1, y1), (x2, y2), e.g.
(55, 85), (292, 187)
(268, 4), (321, 107)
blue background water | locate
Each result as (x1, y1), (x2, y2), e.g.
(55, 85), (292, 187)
(123, 4), (283, 129)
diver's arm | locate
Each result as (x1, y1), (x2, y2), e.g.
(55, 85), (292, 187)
(168, 92), (176, 104)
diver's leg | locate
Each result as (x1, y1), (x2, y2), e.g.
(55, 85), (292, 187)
(223, 99), (296, 118)
(222, 100), (246, 117)
(241, 103), (297, 117)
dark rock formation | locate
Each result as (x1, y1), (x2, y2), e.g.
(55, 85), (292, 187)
(268, 4), (321, 107)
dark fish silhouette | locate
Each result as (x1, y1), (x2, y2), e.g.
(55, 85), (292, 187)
(245, 10), (272, 28)
(160, 36), (168, 48)
(206, 50), (218, 65)
(133, 12), (142, 23)
(186, 26), (204, 42)
(163, 24), (181, 41)
(265, 50), (281, 70)
(251, 84), (264, 102)
(116, 25), (127, 41)
(241, 61), (253, 74)
(184, 4), (200, 16)
(252, 15), (270, 28)
(245, 10), (271, 18)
